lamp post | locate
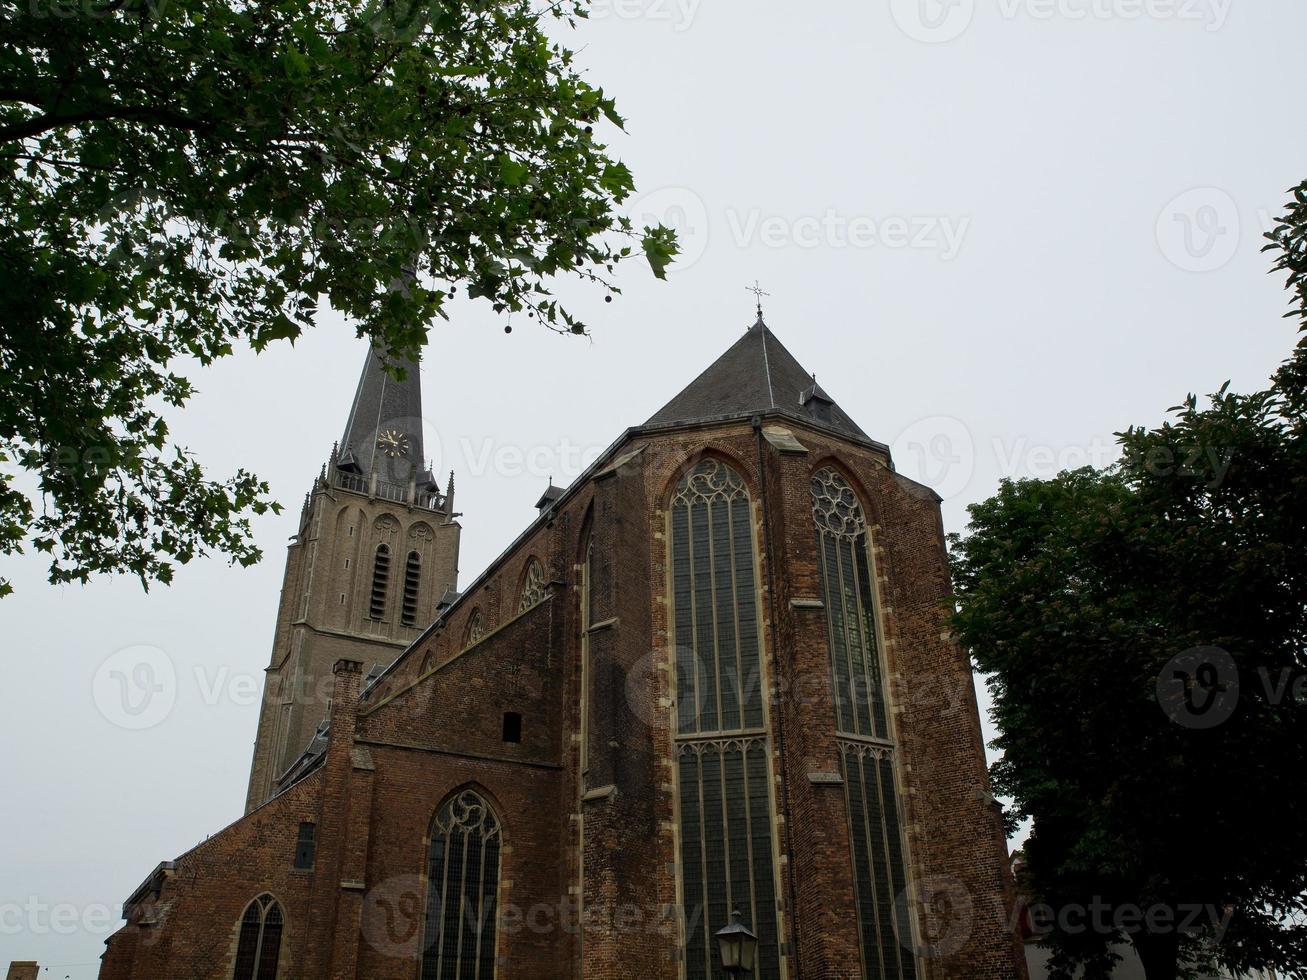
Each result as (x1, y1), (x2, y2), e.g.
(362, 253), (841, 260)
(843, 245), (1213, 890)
(715, 909), (758, 977)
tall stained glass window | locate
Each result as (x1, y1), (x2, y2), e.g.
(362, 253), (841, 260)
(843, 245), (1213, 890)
(811, 467), (917, 980)
(421, 790), (501, 980)
(232, 894), (283, 980)
(670, 459), (782, 980)
(670, 460), (764, 736)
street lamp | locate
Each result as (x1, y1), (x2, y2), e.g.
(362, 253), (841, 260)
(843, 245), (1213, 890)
(715, 909), (758, 976)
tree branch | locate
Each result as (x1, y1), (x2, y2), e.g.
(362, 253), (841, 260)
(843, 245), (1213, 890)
(0, 104), (212, 144)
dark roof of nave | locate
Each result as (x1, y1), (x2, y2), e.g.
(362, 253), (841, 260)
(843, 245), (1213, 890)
(646, 315), (872, 443)
(338, 348), (435, 488)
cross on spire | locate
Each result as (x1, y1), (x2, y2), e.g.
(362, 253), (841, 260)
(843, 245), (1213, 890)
(746, 280), (770, 320)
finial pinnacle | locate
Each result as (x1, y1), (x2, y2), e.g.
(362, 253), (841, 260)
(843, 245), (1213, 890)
(746, 280), (770, 322)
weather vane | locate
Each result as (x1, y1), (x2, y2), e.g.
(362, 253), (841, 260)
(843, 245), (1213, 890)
(746, 280), (770, 319)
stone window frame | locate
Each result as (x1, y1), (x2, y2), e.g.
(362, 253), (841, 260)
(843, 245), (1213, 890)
(231, 893), (284, 980)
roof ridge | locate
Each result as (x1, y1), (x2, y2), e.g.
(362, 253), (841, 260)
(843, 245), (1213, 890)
(758, 318), (776, 408)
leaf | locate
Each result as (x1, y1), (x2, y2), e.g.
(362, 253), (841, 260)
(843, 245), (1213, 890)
(498, 155), (529, 187)
(599, 161), (634, 198)
(641, 226), (679, 280)
(281, 45), (310, 82)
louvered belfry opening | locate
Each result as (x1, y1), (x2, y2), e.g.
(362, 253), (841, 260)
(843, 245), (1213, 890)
(421, 790), (502, 980)
(369, 544), (391, 620)
(232, 894), (284, 980)
(669, 459), (783, 980)
(402, 550), (421, 626)
(811, 467), (918, 979)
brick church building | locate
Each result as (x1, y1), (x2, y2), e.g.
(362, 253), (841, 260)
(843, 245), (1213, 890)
(98, 314), (1028, 980)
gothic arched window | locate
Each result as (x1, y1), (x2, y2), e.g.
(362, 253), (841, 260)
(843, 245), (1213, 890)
(369, 544), (391, 621)
(811, 467), (918, 980)
(811, 467), (885, 738)
(232, 894), (283, 980)
(518, 559), (548, 612)
(464, 609), (484, 647)
(421, 790), (502, 980)
(668, 458), (783, 980)
(670, 459), (764, 734)
(401, 551), (421, 627)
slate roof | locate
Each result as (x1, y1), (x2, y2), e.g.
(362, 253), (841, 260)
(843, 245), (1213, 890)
(646, 315), (871, 442)
(339, 348), (431, 488)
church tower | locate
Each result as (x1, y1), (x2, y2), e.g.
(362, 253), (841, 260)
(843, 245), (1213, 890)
(244, 348), (461, 811)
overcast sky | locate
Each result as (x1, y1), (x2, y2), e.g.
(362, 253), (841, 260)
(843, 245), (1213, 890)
(4, 2), (1306, 975)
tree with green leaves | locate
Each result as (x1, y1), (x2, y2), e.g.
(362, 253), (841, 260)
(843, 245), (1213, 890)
(950, 182), (1307, 980)
(0, 0), (676, 596)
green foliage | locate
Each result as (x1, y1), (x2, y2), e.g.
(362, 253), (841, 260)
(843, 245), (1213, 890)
(1266, 179), (1307, 327)
(0, 0), (675, 593)
(949, 186), (1307, 979)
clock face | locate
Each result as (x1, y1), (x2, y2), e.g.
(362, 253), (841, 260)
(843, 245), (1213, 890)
(377, 429), (411, 458)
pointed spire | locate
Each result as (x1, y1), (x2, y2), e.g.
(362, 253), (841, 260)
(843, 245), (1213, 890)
(339, 346), (426, 488)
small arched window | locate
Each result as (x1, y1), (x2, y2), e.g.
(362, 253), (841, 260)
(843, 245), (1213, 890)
(232, 894), (283, 980)
(518, 558), (548, 612)
(369, 544), (391, 620)
(465, 609), (484, 647)
(421, 790), (502, 980)
(401, 551), (421, 626)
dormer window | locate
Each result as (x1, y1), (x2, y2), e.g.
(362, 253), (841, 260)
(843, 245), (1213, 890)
(801, 376), (835, 424)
